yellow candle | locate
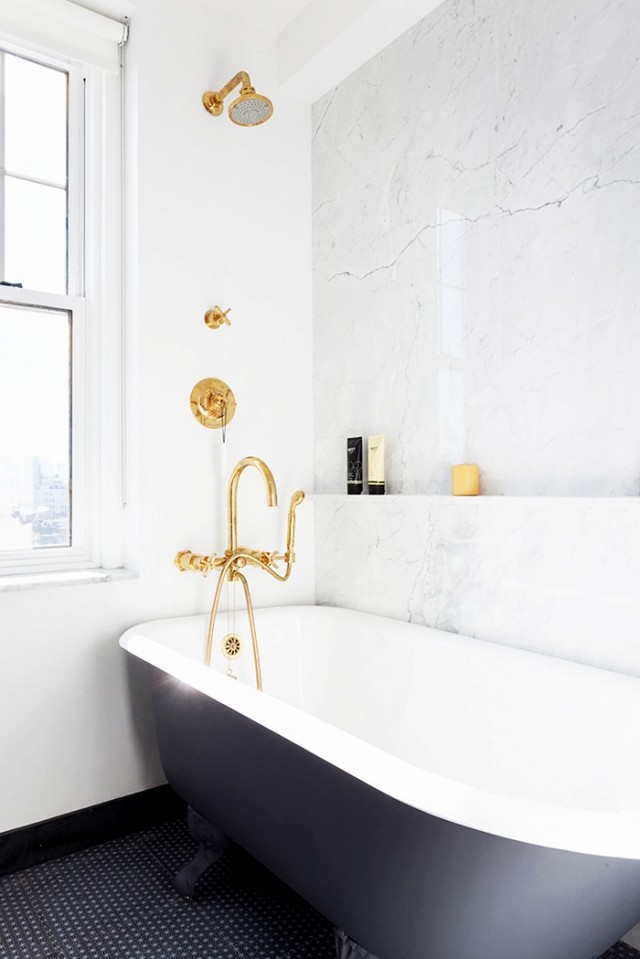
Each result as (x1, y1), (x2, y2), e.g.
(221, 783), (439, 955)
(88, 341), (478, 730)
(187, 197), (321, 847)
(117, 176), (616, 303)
(452, 463), (480, 496)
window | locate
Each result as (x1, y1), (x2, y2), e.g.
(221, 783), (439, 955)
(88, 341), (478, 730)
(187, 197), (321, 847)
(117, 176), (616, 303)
(0, 5), (128, 576)
(4, 52), (69, 294)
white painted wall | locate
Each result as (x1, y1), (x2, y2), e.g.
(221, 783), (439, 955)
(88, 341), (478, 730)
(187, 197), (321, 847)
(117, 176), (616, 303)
(0, 0), (314, 834)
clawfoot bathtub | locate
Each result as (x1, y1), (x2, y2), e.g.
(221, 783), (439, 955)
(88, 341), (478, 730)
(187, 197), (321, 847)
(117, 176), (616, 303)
(120, 606), (640, 959)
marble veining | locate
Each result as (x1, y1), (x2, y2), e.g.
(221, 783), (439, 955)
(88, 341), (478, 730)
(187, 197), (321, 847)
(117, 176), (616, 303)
(313, 494), (640, 676)
(311, 0), (640, 670)
(312, 0), (640, 497)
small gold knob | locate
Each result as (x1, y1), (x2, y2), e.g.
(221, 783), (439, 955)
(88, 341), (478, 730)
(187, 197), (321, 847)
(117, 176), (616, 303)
(204, 306), (232, 330)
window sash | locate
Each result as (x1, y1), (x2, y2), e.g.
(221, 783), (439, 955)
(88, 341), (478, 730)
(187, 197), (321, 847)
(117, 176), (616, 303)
(0, 39), (85, 298)
(0, 287), (92, 571)
(0, 43), (89, 570)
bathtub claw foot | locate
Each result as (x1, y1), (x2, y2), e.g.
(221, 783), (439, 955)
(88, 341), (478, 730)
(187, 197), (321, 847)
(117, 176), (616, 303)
(334, 928), (380, 959)
(174, 806), (229, 898)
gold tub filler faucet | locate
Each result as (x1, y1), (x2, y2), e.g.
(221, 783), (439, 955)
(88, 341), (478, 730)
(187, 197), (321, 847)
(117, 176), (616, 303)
(175, 456), (305, 691)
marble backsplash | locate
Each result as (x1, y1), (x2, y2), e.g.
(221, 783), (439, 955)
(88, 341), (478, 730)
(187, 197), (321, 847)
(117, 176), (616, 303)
(314, 494), (640, 676)
(312, 0), (640, 497)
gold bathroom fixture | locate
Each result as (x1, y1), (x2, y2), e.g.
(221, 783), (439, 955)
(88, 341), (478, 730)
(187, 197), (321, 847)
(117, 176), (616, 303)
(227, 456), (277, 553)
(174, 456), (305, 691)
(202, 71), (273, 127)
(204, 306), (232, 330)
(222, 633), (243, 659)
(190, 378), (236, 430)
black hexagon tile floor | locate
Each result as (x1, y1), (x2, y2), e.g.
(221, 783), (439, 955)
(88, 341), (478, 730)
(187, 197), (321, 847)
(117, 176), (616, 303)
(0, 819), (638, 959)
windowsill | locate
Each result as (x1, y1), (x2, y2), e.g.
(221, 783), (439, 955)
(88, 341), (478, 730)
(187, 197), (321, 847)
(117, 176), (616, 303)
(0, 567), (137, 592)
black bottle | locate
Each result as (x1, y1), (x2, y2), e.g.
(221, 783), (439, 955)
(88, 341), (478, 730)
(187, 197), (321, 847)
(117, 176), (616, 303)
(347, 437), (363, 494)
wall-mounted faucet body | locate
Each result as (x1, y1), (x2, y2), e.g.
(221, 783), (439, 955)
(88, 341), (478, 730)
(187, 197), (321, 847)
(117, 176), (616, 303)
(175, 457), (305, 689)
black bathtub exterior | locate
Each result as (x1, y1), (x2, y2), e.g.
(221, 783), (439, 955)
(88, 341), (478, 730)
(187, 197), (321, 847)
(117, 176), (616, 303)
(149, 665), (640, 959)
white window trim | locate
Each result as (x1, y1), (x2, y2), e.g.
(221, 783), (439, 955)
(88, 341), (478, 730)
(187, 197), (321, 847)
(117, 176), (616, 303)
(0, 28), (127, 578)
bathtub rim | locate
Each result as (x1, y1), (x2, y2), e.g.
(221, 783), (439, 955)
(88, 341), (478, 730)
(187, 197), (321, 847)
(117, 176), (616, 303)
(119, 604), (640, 861)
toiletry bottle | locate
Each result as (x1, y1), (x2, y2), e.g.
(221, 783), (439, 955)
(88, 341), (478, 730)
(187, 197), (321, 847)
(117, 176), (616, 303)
(367, 435), (385, 495)
(347, 437), (363, 494)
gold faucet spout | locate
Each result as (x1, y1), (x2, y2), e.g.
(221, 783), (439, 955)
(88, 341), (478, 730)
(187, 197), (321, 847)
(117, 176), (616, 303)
(227, 456), (278, 555)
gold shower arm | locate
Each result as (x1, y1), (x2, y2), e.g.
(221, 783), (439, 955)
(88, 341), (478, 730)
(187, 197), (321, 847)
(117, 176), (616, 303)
(203, 70), (254, 115)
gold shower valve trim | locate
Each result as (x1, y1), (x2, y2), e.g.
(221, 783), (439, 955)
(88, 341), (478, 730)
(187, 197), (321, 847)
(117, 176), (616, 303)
(204, 306), (232, 330)
(190, 378), (236, 430)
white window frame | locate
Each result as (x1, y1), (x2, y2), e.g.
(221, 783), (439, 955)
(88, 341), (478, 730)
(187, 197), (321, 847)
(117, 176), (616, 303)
(0, 30), (125, 576)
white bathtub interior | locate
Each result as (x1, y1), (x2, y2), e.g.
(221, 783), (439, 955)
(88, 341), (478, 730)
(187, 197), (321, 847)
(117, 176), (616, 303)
(120, 605), (640, 860)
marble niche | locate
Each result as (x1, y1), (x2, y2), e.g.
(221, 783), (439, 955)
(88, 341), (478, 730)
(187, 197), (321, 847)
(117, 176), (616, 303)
(311, 0), (640, 673)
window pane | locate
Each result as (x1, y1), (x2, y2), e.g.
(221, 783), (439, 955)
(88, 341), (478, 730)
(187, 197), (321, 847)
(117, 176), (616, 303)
(0, 305), (71, 552)
(5, 177), (67, 293)
(5, 53), (67, 185)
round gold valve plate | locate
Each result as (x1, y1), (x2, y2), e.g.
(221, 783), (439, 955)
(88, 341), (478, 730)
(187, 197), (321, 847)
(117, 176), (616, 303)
(190, 378), (236, 430)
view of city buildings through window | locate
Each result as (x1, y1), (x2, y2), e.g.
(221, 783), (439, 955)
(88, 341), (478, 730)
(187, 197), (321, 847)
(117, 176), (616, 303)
(0, 50), (71, 555)
(0, 456), (70, 549)
(0, 306), (71, 551)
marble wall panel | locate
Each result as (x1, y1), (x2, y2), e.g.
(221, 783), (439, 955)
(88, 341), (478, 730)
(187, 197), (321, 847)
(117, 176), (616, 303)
(312, 0), (640, 669)
(314, 494), (640, 675)
(312, 0), (640, 496)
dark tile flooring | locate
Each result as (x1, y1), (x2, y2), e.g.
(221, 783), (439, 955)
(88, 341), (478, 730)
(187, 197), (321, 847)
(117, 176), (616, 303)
(0, 818), (638, 959)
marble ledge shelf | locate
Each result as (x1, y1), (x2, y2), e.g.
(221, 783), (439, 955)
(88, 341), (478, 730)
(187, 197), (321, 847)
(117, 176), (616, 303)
(309, 493), (640, 503)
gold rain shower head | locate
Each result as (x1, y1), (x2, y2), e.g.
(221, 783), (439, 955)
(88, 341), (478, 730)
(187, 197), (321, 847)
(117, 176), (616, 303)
(202, 70), (273, 127)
